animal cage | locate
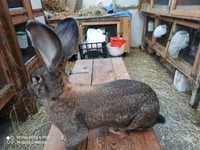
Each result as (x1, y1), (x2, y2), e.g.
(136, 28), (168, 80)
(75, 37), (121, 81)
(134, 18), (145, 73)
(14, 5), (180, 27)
(82, 24), (118, 43)
(177, 0), (200, 6)
(171, 0), (200, 18)
(156, 19), (173, 47)
(154, 0), (170, 5)
(145, 16), (155, 41)
(151, 0), (170, 14)
(79, 24), (118, 59)
(141, 0), (151, 10)
(173, 24), (200, 66)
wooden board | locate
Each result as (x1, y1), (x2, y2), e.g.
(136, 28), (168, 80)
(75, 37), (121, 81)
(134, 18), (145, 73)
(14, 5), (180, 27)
(69, 58), (130, 85)
(92, 59), (115, 85)
(43, 125), (65, 150)
(87, 128), (161, 150)
(112, 58), (130, 80)
(44, 58), (161, 150)
(69, 59), (93, 86)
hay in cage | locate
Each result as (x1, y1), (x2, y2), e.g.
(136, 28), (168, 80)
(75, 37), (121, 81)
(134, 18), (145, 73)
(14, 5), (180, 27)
(43, 0), (66, 12)
(78, 4), (108, 17)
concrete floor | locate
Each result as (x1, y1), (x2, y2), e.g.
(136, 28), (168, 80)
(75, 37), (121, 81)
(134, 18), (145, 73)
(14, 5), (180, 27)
(1, 48), (200, 150)
(124, 48), (200, 150)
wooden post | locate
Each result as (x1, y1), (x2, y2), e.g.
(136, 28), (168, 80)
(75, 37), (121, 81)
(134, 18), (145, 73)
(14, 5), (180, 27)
(150, 0), (154, 8)
(191, 45), (200, 77)
(0, 0), (28, 89)
(142, 15), (147, 50)
(22, 0), (34, 19)
(190, 45), (200, 109)
(190, 84), (200, 109)
(171, 0), (177, 10)
(164, 22), (176, 58)
(152, 17), (159, 44)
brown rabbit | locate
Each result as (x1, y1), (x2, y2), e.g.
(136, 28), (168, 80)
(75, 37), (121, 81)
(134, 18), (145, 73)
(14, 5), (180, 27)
(26, 18), (165, 150)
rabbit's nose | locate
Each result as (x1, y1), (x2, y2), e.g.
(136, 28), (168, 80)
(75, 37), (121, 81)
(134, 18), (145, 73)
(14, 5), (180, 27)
(52, 97), (57, 101)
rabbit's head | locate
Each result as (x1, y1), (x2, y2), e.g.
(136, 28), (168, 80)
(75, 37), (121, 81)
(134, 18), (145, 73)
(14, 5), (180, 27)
(29, 71), (64, 106)
(26, 18), (79, 103)
(26, 17), (79, 70)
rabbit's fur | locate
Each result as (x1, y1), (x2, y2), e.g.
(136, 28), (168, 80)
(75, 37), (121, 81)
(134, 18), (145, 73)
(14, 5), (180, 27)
(26, 19), (164, 150)
(31, 64), (163, 150)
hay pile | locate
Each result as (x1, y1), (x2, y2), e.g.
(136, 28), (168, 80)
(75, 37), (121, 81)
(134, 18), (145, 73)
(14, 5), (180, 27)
(43, 0), (66, 12)
(50, 7), (77, 20)
(43, 0), (107, 19)
(2, 108), (50, 150)
(78, 5), (107, 17)
(43, 0), (76, 19)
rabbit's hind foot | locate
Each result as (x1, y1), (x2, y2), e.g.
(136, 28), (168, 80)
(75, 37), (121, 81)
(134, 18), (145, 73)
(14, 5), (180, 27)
(109, 128), (127, 138)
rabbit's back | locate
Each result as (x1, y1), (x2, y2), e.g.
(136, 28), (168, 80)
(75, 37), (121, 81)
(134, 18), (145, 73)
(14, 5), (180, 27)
(77, 79), (160, 129)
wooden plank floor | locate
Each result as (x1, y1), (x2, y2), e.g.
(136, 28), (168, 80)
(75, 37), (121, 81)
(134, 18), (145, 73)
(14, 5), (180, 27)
(44, 58), (161, 150)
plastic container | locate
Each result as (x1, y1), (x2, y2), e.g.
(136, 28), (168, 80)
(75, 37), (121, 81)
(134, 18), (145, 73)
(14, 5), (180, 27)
(107, 43), (124, 57)
(16, 32), (28, 49)
(173, 70), (191, 92)
(79, 42), (108, 59)
(110, 37), (126, 48)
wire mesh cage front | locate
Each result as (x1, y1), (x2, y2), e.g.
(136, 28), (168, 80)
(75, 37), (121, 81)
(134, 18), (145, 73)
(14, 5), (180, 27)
(79, 42), (108, 59)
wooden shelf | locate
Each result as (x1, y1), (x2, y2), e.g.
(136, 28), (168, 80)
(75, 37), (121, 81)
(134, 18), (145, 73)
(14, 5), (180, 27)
(12, 14), (29, 25)
(153, 43), (166, 57)
(9, 7), (26, 15)
(141, 0), (200, 21)
(9, 7), (28, 25)
(166, 56), (193, 80)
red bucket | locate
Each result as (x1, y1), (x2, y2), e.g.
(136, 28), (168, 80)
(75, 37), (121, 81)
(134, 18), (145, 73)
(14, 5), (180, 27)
(110, 37), (126, 48)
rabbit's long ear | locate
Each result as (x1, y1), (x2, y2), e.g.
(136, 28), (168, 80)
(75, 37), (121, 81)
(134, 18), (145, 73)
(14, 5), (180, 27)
(26, 21), (63, 72)
(55, 17), (79, 59)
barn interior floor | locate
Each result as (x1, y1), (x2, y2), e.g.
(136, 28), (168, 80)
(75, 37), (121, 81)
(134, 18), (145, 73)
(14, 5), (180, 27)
(1, 48), (200, 150)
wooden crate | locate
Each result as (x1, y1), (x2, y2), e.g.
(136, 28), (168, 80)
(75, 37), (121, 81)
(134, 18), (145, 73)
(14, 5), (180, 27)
(78, 16), (131, 53)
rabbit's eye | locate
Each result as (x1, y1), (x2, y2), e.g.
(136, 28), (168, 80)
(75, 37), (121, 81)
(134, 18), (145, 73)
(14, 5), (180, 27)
(32, 75), (43, 85)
